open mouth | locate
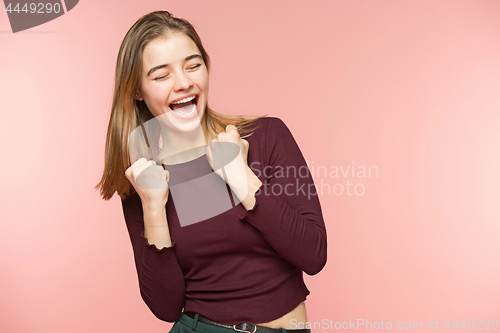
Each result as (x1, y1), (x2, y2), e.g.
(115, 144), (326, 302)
(169, 95), (198, 115)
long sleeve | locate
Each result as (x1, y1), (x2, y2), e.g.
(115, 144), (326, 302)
(121, 192), (185, 322)
(239, 118), (327, 275)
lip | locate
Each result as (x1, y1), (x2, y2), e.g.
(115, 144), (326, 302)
(170, 103), (198, 120)
(169, 95), (200, 120)
(169, 94), (198, 106)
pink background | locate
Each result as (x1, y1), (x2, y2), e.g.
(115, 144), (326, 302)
(1, 0), (499, 332)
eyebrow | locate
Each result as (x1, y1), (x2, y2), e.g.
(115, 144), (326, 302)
(147, 54), (203, 77)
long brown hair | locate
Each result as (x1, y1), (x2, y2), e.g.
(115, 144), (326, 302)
(96, 11), (264, 200)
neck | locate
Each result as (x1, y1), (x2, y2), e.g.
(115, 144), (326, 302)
(158, 124), (209, 165)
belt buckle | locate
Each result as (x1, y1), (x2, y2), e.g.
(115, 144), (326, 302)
(233, 323), (257, 333)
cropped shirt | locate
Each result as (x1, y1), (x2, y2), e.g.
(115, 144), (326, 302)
(121, 117), (327, 324)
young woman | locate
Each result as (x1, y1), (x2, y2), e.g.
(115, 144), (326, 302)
(97, 11), (327, 333)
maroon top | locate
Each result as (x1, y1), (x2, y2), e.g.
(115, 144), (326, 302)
(121, 117), (327, 324)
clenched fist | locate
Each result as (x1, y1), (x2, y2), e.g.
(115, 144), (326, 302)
(125, 158), (170, 210)
(206, 125), (249, 182)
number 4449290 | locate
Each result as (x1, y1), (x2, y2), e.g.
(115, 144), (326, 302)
(444, 319), (498, 329)
(5, 3), (62, 14)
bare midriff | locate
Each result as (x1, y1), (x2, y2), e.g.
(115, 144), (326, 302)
(254, 301), (307, 329)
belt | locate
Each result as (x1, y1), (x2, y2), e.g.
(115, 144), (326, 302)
(184, 312), (310, 333)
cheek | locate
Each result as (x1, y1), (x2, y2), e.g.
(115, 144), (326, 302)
(195, 70), (209, 93)
(141, 89), (172, 118)
(200, 79), (209, 97)
(146, 85), (170, 104)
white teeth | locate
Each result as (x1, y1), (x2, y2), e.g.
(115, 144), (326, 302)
(171, 96), (196, 104)
(173, 103), (197, 115)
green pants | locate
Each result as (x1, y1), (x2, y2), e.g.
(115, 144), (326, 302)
(170, 313), (290, 333)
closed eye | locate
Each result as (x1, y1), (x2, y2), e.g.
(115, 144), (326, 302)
(154, 74), (169, 81)
(154, 64), (200, 81)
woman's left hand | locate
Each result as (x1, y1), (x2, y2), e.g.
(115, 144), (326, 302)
(206, 125), (262, 210)
(206, 125), (249, 184)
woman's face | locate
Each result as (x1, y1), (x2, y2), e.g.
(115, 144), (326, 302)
(136, 33), (209, 133)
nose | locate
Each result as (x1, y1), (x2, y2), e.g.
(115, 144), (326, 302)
(173, 72), (193, 91)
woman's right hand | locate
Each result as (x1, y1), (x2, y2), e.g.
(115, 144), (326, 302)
(125, 158), (170, 211)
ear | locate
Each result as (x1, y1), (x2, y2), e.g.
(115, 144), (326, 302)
(134, 92), (143, 101)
